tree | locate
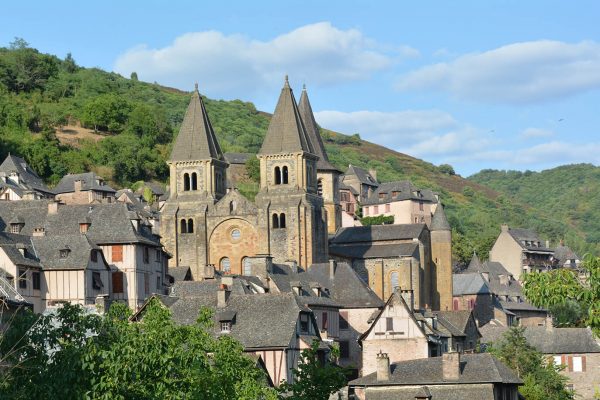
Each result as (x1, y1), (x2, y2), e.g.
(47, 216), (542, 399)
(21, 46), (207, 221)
(81, 94), (131, 132)
(438, 163), (456, 175)
(522, 254), (600, 335)
(245, 156), (260, 182)
(277, 340), (349, 400)
(487, 327), (574, 400)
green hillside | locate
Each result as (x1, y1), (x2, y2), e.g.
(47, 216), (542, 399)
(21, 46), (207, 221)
(0, 40), (593, 262)
(469, 165), (600, 256)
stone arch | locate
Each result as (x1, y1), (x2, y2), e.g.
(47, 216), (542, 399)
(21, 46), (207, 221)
(209, 218), (258, 275)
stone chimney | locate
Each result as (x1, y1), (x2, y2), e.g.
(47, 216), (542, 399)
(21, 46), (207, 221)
(329, 259), (337, 279)
(442, 352), (461, 381)
(501, 224), (509, 233)
(33, 227), (45, 237)
(217, 284), (230, 308)
(376, 351), (390, 382)
(74, 180), (83, 192)
(368, 169), (378, 182)
(48, 201), (59, 214)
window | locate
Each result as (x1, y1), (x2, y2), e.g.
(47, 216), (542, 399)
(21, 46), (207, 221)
(317, 179), (323, 196)
(180, 219), (187, 234)
(341, 192), (349, 202)
(391, 272), (399, 291)
(386, 317), (394, 332)
(339, 340), (350, 359)
(379, 193), (385, 199)
(385, 204), (390, 212)
(10, 224), (21, 234)
(339, 311), (349, 330)
(91, 249), (98, 262)
(453, 299), (459, 311)
(392, 191), (399, 197)
(155, 249), (161, 262)
(229, 201), (236, 213)
(92, 272), (103, 290)
(272, 213), (279, 228)
(60, 249), (70, 258)
(468, 299), (475, 310)
(143, 247), (149, 264)
(187, 218), (194, 233)
(322, 312), (328, 330)
(183, 173), (190, 191)
(220, 257), (231, 273)
(572, 356), (584, 372)
(112, 271), (124, 294)
(32, 271), (41, 290)
(191, 172), (198, 190)
(231, 229), (241, 240)
(419, 201), (424, 211)
(553, 356), (563, 367)
(156, 276), (161, 290)
(374, 205), (379, 214)
(243, 257), (252, 276)
(364, 207), (369, 216)
(274, 166), (281, 185)
(279, 213), (286, 228)
(221, 321), (231, 333)
(299, 314), (309, 333)
(112, 245), (123, 262)
(18, 268), (27, 289)
(282, 166), (289, 184)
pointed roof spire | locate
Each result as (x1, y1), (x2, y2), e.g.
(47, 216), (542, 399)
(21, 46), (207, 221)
(258, 76), (315, 155)
(467, 253), (482, 271)
(169, 84), (224, 162)
(297, 86), (339, 172)
(430, 204), (451, 231)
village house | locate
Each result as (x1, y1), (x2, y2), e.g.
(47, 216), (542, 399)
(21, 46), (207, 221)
(553, 240), (581, 270)
(361, 180), (438, 226)
(339, 180), (361, 227)
(348, 351), (522, 400)
(340, 165), (379, 203)
(489, 224), (554, 277)
(0, 154), (54, 201)
(481, 325), (600, 399)
(54, 172), (117, 204)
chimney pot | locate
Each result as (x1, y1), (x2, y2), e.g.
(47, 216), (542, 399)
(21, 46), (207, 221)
(376, 351), (390, 382)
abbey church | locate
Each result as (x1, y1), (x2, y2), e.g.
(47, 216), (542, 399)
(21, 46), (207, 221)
(161, 77), (453, 311)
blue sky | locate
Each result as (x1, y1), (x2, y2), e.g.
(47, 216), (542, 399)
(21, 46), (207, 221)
(2, 0), (599, 176)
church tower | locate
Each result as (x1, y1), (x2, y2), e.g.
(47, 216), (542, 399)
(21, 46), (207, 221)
(298, 85), (342, 234)
(161, 84), (229, 279)
(255, 77), (329, 268)
(430, 204), (453, 311)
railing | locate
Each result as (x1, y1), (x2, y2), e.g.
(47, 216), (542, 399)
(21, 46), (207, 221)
(0, 275), (24, 302)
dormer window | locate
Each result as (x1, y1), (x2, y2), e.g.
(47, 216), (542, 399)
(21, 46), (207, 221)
(221, 321), (231, 333)
(299, 313), (309, 333)
(378, 193), (386, 199)
(392, 191), (399, 197)
(60, 249), (70, 258)
(10, 224), (21, 234)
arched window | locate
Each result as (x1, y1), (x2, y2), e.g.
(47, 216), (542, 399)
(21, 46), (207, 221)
(453, 299), (459, 311)
(274, 167), (281, 185)
(272, 213), (280, 229)
(191, 173), (198, 191)
(183, 173), (190, 191)
(282, 166), (289, 184)
(279, 213), (286, 228)
(243, 257), (252, 276)
(391, 272), (399, 291)
(229, 201), (236, 214)
(317, 179), (323, 196)
(180, 219), (187, 234)
(220, 257), (231, 273)
(187, 218), (194, 233)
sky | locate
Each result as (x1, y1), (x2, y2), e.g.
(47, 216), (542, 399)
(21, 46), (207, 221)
(2, 0), (599, 176)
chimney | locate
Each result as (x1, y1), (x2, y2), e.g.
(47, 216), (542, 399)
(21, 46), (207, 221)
(329, 259), (337, 279)
(442, 352), (461, 381)
(368, 169), (378, 182)
(217, 284), (230, 308)
(545, 315), (554, 331)
(501, 224), (509, 233)
(74, 180), (83, 192)
(48, 201), (59, 214)
(376, 351), (390, 382)
(545, 240), (550, 248)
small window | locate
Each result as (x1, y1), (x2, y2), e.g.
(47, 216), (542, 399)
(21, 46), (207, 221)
(229, 201), (236, 213)
(339, 341), (350, 359)
(221, 321), (231, 333)
(364, 207), (369, 216)
(91, 249), (98, 262)
(272, 213), (279, 229)
(374, 205), (379, 214)
(572, 356), (584, 372)
(468, 299), (475, 310)
(391, 272), (399, 291)
(231, 229), (241, 240)
(340, 311), (349, 330)
(183, 173), (190, 191)
(279, 213), (286, 228)
(92, 272), (103, 290)
(243, 257), (252, 276)
(378, 193), (385, 199)
(317, 179), (323, 196)
(385, 204), (390, 212)
(187, 219), (194, 233)
(453, 299), (459, 311)
(419, 201), (424, 211)
(274, 166), (281, 185)
(18, 268), (27, 289)
(155, 249), (161, 262)
(220, 257), (231, 273)
(392, 191), (399, 197)
(300, 313), (309, 333)
(180, 219), (187, 234)
(282, 166), (289, 184)
(112, 271), (124, 294)
(386, 317), (394, 332)
(10, 224), (21, 234)
(32, 271), (41, 291)
(112, 245), (123, 262)
(191, 172), (198, 191)
(143, 247), (149, 264)
(156, 276), (161, 290)
(322, 312), (328, 330)
(60, 249), (70, 258)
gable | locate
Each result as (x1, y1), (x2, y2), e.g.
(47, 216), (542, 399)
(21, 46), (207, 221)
(363, 293), (425, 341)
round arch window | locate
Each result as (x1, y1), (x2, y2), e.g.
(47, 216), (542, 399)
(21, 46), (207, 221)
(221, 257), (231, 273)
(231, 229), (241, 240)
(243, 257), (252, 276)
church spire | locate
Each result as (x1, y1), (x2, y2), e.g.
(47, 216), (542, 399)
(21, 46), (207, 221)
(258, 76), (315, 155)
(431, 204), (451, 231)
(169, 84), (223, 162)
(298, 85), (339, 172)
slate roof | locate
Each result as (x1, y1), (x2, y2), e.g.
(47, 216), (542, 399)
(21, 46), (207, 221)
(362, 181), (437, 206)
(361, 384), (499, 400)
(452, 273), (490, 296)
(223, 152), (252, 164)
(430, 205), (451, 231)
(331, 224), (426, 245)
(554, 244), (579, 265)
(463, 259), (522, 298)
(0, 232), (40, 268)
(269, 264), (340, 308)
(168, 266), (192, 282)
(338, 179), (359, 195)
(434, 310), (475, 337)
(259, 77), (315, 155)
(169, 85), (224, 162)
(344, 165), (378, 187)
(480, 326), (600, 354)
(0, 154), (53, 195)
(297, 87), (339, 172)
(53, 172), (116, 194)
(329, 243), (419, 259)
(507, 227), (553, 252)
(499, 300), (544, 312)
(350, 353), (521, 386)
(32, 234), (99, 270)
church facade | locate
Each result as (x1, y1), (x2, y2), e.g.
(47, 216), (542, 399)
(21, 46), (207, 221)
(161, 79), (332, 279)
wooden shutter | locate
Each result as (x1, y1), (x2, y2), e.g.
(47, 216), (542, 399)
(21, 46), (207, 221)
(386, 317), (394, 332)
(112, 245), (123, 262)
(567, 356), (573, 372)
(322, 312), (328, 330)
(582, 355), (586, 372)
(112, 271), (124, 294)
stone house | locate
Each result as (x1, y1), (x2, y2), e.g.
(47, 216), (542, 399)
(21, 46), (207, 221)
(340, 165), (379, 203)
(481, 325), (600, 399)
(348, 352), (522, 400)
(489, 224), (554, 277)
(54, 172), (116, 204)
(339, 180), (361, 227)
(0, 154), (54, 201)
(554, 241), (581, 270)
(433, 310), (481, 352)
(361, 180), (438, 226)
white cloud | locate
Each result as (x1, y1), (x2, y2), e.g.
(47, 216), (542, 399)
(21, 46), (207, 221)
(395, 40), (600, 103)
(114, 22), (404, 98)
(521, 127), (555, 139)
